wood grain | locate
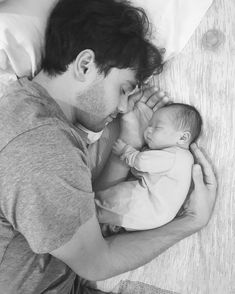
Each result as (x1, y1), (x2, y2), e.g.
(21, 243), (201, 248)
(96, 0), (234, 293)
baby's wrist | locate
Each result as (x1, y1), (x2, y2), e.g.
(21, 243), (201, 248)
(112, 138), (130, 160)
(112, 138), (128, 157)
(113, 139), (138, 164)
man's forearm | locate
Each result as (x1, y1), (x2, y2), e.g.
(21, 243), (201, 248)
(95, 215), (198, 281)
(93, 152), (130, 191)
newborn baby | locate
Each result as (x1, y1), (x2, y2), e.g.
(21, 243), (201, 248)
(95, 103), (202, 232)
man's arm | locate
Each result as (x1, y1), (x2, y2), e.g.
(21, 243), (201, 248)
(51, 144), (217, 281)
(51, 213), (196, 281)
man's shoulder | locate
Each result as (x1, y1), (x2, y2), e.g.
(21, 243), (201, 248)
(0, 78), (87, 155)
(1, 123), (90, 176)
(0, 123), (94, 222)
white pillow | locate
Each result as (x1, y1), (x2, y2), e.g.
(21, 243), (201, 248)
(0, 0), (57, 78)
(0, 13), (45, 78)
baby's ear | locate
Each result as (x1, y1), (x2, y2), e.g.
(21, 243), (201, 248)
(178, 131), (191, 145)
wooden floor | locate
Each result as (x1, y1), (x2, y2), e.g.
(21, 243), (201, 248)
(97, 0), (234, 293)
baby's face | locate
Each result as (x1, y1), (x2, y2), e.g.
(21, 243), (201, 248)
(144, 108), (181, 149)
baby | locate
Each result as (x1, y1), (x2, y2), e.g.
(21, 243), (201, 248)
(95, 103), (202, 233)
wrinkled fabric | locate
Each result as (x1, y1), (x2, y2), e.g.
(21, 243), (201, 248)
(96, 146), (193, 230)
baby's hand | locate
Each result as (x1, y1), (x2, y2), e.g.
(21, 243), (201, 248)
(112, 139), (127, 156)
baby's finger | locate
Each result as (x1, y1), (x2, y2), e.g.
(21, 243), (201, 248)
(153, 96), (170, 112)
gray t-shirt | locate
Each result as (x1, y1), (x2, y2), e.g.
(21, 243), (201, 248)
(0, 78), (96, 293)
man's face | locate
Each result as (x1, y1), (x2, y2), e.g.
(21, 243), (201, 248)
(75, 68), (137, 132)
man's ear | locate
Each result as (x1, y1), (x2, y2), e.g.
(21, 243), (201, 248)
(73, 49), (96, 82)
(178, 131), (191, 145)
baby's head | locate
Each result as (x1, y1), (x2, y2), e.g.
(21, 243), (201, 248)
(144, 103), (202, 150)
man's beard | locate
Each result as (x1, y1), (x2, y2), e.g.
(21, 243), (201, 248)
(74, 79), (107, 132)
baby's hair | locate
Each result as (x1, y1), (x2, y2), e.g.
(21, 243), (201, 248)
(164, 103), (202, 143)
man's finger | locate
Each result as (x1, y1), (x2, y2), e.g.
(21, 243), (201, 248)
(145, 90), (169, 109)
(128, 86), (149, 106)
(192, 164), (204, 189)
(129, 86), (165, 109)
(190, 144), (217, 189)
(139, 86), (157, 104)
(146, 92), (164, 108)
(191, 144), (212, 171)
(153, 96), (169, 112)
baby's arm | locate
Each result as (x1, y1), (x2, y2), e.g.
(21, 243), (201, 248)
(113, 139), (175, 173)
(112, 139), (141, 168)
(112, 138), (129, 156)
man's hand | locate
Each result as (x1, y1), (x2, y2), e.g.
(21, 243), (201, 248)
(180, 143), (218, 228)
(119, 86), (169, 149)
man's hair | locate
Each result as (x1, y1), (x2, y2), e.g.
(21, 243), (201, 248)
(164, 103), (202, 143)
(41, 0), (163, 83)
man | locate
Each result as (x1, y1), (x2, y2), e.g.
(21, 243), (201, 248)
(0, 0), (217, 293)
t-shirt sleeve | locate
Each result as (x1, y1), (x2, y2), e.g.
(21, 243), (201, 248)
(132, 150), (176, 173)
(0, 125), (95, 254)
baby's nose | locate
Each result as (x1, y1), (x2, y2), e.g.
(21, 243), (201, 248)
(144, 127), (153, 139)
(146, 127), (153, 134)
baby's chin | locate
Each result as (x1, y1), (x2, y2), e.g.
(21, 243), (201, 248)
(145, 138), (171, 150)
(147, 142), (175, 150)
(146, 142), (160, 150)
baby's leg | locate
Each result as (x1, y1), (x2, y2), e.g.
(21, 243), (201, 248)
(95, 180), (139, 229)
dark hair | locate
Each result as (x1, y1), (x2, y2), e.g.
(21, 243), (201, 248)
(41, 0), (163, 83)
(164, 103), (202, 143)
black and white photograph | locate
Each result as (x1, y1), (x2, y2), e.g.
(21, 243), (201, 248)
(0, 0), (233, 293)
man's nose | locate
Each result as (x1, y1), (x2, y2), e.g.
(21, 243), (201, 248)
(118, 96), (129, 114)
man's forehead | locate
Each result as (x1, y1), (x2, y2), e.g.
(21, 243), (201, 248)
(109, 68), (137, 85)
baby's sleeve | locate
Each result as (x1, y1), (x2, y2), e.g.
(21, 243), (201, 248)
(119, 144), (141, 167)
(131, 150), (176, 173)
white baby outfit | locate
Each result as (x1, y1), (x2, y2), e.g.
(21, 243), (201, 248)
(96, 145), (194, 230)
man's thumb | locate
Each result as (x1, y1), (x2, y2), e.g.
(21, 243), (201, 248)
(192, 164), (203, 187)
